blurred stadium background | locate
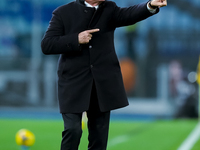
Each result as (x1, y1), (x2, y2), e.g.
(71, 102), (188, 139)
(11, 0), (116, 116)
(0, 0), (200, 149)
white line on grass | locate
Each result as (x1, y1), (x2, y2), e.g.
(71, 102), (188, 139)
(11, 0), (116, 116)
(178, 122), (200, 150)
(108, 135), (130, 147)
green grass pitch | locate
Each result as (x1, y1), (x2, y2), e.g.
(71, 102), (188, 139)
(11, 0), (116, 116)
(0, 119), (199, 150)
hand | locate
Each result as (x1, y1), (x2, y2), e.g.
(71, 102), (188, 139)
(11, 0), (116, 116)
(78, 29), (100, 44)
(150, 0), (167, 8)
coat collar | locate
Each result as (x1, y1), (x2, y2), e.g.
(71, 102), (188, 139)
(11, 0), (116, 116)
(75, 0), (106, 29)
(76, 0), (85, 6)
(76, 0), (106, 7)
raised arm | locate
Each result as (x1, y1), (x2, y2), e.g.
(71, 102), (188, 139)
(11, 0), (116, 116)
(112, 0), (167, 28)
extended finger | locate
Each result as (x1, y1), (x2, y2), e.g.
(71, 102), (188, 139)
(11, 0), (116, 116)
(157, 2), (167, 7)
(87, 29), (100, 34)
(161, 0), (167, 6)
(164, 0), (167, 5)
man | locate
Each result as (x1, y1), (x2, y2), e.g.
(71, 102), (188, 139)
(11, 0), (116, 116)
(41, 0), (167, 149)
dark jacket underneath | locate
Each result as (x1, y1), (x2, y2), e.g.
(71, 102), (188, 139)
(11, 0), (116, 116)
(41, 0), (158, 113)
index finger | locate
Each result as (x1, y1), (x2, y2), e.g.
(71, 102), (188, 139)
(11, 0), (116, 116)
(161, 0), (167, 7)
(87, 29), (100, 33)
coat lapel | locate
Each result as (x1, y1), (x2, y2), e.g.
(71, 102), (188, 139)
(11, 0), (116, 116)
(88, 3), (105, 28)
(76, 0), (105, 29)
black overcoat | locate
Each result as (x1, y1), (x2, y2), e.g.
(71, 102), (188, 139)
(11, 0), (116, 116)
(41, 0), (158, 113)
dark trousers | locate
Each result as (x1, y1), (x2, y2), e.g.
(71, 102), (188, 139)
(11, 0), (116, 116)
(61, 83), (111, 150)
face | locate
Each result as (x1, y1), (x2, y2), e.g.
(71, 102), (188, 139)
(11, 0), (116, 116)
(85, 0), (105, 6)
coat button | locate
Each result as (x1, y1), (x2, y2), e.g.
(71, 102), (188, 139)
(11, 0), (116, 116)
(89, 45), (92, 49)
(84, 10), (88, 13)
(90, 65), (93, 68)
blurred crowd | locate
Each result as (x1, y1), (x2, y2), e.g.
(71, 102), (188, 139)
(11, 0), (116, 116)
(0, 0), (199, 118)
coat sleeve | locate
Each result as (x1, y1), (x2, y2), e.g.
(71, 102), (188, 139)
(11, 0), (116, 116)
(41, 9), (81, 55)
(112, 2), (159, 28)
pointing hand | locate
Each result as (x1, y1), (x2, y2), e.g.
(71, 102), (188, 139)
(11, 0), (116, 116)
(78, 29), (100, 44)
(149, 0), (167, 8)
